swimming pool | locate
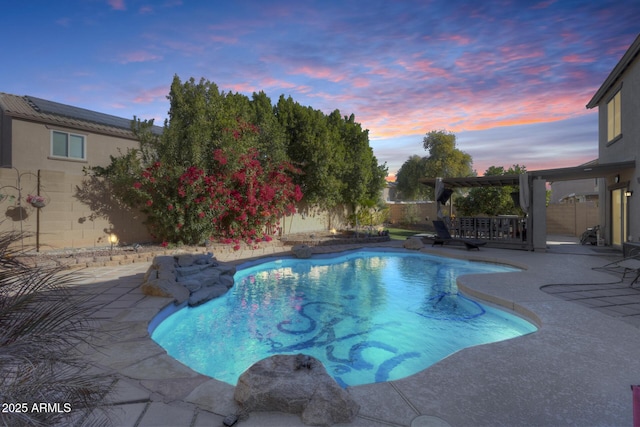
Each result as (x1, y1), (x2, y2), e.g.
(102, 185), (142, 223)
(151, 249), (537, 388)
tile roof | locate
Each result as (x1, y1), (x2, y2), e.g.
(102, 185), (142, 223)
(0, 93), (162, 139)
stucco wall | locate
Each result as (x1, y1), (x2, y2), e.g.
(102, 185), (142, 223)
(597, 54), (640, 244)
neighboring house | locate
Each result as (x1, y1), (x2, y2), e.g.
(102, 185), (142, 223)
(0, 93), (333, 250)
(586, 33), (640, 251)
(382, 181), (398, 202)
(0, 93), (157, 249)
(549, 160), (599, 205)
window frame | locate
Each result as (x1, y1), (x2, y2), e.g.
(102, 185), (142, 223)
(50, 130), (87, 161)
(606, 89), (622, 144)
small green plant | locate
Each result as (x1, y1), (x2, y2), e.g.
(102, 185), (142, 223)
(402, 203), (420, 225)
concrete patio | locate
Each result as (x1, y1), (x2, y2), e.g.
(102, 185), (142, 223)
(71, 237), (640, 426)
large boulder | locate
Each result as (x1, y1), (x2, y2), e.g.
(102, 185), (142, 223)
(188, 284), (229, 306)
(403, 237), (424, 250)
(141, 254), (235, 306)
(140, 278), (190, 304)
(292, 244), (313, 259)
(234, 354), (359, 426)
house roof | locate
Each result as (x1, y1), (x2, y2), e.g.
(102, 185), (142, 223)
(586, 33), (640, 109)
(0, 93), (162, 139)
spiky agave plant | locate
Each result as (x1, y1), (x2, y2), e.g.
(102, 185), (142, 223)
(0, 231), (113, 427)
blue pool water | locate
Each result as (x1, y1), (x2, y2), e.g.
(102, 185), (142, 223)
(151, 249), (537, 387)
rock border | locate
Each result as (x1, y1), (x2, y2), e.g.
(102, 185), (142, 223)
(141, 252), (238, 307)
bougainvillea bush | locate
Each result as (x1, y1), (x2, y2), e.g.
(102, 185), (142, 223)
(130, 148), (302, 246)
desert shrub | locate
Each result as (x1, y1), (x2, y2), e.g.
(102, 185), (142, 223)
(0, 232), (113, 426)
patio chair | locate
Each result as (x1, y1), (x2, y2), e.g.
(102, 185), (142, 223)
(431, 220), (487, 251)
(593, 252), (640, 286)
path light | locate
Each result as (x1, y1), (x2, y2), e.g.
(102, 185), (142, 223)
(330, 228), (337, 238)
(109, 233), (119, 251)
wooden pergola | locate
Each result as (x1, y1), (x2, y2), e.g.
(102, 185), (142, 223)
(420, 160), (635, 251)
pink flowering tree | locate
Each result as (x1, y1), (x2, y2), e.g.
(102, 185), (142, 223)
(130, 148), (302, 246)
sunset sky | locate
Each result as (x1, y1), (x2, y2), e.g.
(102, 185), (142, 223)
(2, 1), (638, 179)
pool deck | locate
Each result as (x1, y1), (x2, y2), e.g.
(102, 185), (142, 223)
(73, 237), (640, 426)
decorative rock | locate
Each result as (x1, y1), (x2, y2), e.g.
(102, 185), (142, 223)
(177, 270), (221, 288)
(175, 254), (197, 267)
(234, 354), (359, 426)
(188, 284), (229, 306)
(175, 264), (207, 277)
(142, 254), (235, 306)
(219, 274), (235, 289)
(214, 262), (237, 276)
(194, 252), (216, 265)
(141, 278), (190, 304)
(154, 256), (176, 271)
(292, 244), (313, 259)
(403, 237), (424, 250)
(179, 280), (202, 293)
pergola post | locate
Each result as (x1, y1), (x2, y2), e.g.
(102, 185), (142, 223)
(532, 177), (547, 251)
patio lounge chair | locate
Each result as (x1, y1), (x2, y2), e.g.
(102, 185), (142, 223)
(593, 252), (640, 286)
(431, 220), (487, 251)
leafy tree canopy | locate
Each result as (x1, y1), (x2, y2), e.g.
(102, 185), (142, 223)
(395, 130), (474, 200)
(455, 164), (527, 216)
(89, 75), (387, 244)
(395, 155), (430, 200)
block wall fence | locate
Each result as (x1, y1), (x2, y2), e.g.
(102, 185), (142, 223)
(0, 168), (598, 252)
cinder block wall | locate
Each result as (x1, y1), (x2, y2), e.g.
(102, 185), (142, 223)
(387, 203), (438, 227)
(0, 169), (335, 251)
(0, 168), (152, 251)
(546, 203), (599, 236)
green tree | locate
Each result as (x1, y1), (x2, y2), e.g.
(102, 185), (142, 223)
(250, 91), (288, 163)
(336, 112), (386, 208)
(396, 130), (474, 200)
(455, 164), (526, 216)
(89, 76), (387, 243)
(422, 130), (474, 179)
(395, 155), (430, 200)
(276, 97), (343, 207)
(276, 98), (386, 210)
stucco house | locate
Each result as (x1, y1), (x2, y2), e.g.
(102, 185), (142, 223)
(0, 93), (156, 250)
(587, 33), (640, 253)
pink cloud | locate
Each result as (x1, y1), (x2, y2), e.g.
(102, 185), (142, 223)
(530, 0), (557, 10)
(108, 0), (126, 11)
(562, 54), (596, 64)
(436, 34), (473, 46)
(397, 58), (450, 79)
(118, 51), (162, 64)
(351, 76), (370, 88)
(209, 35), (239, 45)
(289, 65), (347, 83)
(132, 86), (169, 104)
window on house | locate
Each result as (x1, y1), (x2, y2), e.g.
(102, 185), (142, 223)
(51, 131), (86, 160)
(607, 90), (621, 142)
